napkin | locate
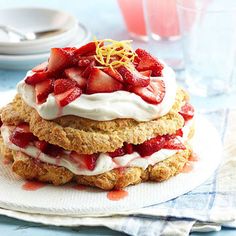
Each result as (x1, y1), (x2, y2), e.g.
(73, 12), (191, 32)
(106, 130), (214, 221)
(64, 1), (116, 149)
(0, 109), (235, 236)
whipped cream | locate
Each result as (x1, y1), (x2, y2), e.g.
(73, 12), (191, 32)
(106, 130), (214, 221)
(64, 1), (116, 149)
(1, 119), (192, 176)
(17, 65), (176, 121)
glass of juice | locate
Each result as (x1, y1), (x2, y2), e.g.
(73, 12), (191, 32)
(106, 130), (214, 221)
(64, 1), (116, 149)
(145, 0), (180, 40)
(117, 0), (148, 41)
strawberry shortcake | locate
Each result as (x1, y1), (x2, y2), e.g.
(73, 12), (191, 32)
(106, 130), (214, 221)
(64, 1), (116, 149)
(0, 39), (194, 190)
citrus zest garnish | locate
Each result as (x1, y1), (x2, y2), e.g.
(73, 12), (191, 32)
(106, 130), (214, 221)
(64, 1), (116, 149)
(94, 38), (136, 70)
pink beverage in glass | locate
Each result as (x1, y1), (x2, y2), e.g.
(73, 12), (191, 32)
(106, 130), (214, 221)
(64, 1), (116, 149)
(146, 0), (180, 39)
(117, 0), (147, 39)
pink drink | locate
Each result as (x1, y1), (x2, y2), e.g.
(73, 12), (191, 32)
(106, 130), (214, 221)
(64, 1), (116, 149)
(146, 0), (180, 39)
(117, 0), (147, 39)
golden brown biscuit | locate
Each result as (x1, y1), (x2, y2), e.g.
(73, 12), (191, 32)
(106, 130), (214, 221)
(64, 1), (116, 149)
(0, 88), (187, 154)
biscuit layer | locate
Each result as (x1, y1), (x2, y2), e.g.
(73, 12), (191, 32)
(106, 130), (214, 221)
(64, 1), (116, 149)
(0, 88), (187, 154)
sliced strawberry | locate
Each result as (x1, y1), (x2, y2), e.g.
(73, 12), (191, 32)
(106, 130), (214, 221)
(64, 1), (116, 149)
(133, 55), (141, 66)
(54, 78), (76, 95)
(135, 136), (166, 157)
(74, 41), (103, 56)
(83, 154), (98, 170)
(108, 147), (126, 158)
(132, 79), (165, 104)
(124, 143), (133, 154)
(77, 55), (96, 67)
(175, 129), (183, 137)
(78, 58), (91, 67)
(55, 87), (82, 107)
(25, 72), (49, 85)
(87, 68), (123, 94)
(47, 48), (73, 72)
(35, 79), (53, 104)
(139, 70), (152, 77)
(81, 61), (95, 79)
(179, 103), (194, 121)
(103, 67), (124, 83)
(34, 140), (48, 152)
(0, 119), (2, 127)
(9, 123), (35, 148)
(70, 151), (98, 171)
(135, 48), (164, 76)
(64, 67), (87, 89)
(62, 47), (77, 53)
(44, 144), (64, 157)
(164, 138), (186, 150)
(117, 66), (150, 87)
(74, 42), (97, 56)
(32, 61), (48, 72)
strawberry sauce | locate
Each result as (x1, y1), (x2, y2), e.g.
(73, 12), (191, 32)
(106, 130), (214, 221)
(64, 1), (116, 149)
(22, 181), (46, 191)
(189, 152), (199, 162)
(107, 190), (128, 201)
(181, 162), (193, 173)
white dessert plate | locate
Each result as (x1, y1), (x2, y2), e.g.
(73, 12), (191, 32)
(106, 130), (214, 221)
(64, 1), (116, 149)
(0, 91), (223, 217)
(0, 23), (91, 70)
(0, 7), (77, 54)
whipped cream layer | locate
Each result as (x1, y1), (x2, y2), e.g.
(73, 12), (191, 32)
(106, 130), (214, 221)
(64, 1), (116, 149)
(1, 119), (192, 176)
(17, 65), (176, 121)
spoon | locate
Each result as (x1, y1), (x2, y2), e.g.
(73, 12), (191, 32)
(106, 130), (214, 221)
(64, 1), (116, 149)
(0, 24), (66, 42)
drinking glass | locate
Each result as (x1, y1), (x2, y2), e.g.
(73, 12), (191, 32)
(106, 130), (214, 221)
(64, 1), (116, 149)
(145, 0), (180, 40)
(117, 0), (148, 41)
(177, 0), (236, 97)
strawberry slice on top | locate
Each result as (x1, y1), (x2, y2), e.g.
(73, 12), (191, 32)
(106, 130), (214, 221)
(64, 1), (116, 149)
(74, 42), (98, 56)
(132, 78), (165, 104)
(32, 61), (48, 72)
(35, 79), (53, 104)
(86, 68), (123, 94)
(64, 67), (87, 89)
(55, 87), (82, 107)
(135, 48), (164, 76)
(103, 67), (124, 83)
(54, 78), (77, 95)
(117, 66), (150, 87)
(47, 48), (74, 72)
(25, 71), (50, 85)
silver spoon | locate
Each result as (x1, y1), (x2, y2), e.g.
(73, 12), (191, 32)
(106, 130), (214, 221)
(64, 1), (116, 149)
(0, 24), (66, 42)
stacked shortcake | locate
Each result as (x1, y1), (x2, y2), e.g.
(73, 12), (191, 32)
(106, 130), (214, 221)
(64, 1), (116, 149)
(0, 39), (194, 190)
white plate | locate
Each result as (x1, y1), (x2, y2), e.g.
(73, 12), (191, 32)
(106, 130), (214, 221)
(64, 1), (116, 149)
(0, 23), (91, 70)
(0, 7), (77, 54)
(0, 91), (223, 216)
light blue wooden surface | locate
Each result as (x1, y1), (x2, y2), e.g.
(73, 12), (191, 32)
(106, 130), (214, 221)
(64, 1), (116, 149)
(0, 0), (235, 235)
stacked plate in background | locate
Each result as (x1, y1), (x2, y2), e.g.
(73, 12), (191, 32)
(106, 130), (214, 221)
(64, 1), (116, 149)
(0, 7), (91, 70)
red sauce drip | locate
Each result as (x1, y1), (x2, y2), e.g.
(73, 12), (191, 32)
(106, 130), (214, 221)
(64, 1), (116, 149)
(107, 190), (128, 201)
(189, 152), (199, 162)
(72, 184), (86, 190)
(181, 162), (193, 173)
(22, 181), (46, 191)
